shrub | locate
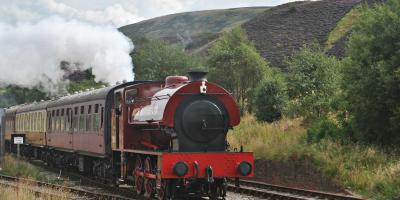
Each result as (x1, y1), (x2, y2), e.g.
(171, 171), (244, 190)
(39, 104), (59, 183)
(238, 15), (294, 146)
(306, 118), (347, 143)
(286, 44), (342, 124)
(253, 71), (288, 122)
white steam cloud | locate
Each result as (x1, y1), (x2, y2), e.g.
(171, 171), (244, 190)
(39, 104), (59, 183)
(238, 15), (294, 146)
(0, 16), (134, 88)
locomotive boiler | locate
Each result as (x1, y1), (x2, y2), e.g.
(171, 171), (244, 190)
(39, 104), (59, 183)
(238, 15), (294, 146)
(1, 71), (254, 199)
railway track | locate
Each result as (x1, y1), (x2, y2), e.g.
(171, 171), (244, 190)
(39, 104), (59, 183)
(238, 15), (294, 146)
(0, 174), (136, 200)
(227, 179), (365, 200)
(27, 159), (139, 198)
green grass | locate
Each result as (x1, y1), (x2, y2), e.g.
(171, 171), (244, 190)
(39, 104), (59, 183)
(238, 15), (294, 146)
(0, 155), (45, 181)
(325, 5), (362, 50)
(228, 114), (400, 200)
(120, 7), (268, 40)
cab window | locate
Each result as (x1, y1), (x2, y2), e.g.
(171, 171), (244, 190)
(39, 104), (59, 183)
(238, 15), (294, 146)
(125, 89), (138, 104)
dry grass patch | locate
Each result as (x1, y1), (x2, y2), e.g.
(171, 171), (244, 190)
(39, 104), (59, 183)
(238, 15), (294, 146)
(0, 182), (72, 200)
(228, 114), (305, 160)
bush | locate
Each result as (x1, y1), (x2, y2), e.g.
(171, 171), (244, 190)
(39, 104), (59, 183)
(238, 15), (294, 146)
(286, 44), (341, 123)
(253, 72), (288, 122)
(306, 118), (349, 143)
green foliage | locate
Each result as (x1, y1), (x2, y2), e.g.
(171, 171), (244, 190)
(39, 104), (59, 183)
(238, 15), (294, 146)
(286, 44), (342, 123)
(0, 85), (47, 107)
(253, 71), (288, 122)
(132, 39), (205, 81)
(67, 79), (104, 94)
(342, 0), (400, 145)
(66, 69), (105, 94)
(306, 118), (350, 143)
(208, 27), (269, 112)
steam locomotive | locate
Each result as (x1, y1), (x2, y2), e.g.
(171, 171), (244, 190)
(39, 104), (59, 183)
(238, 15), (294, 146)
(1, 72), (254, 199)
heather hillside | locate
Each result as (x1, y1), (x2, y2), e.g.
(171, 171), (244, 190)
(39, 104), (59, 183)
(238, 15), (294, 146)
(242, 0), (361, 69)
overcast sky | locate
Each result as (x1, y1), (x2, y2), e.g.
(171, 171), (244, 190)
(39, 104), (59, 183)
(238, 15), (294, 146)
(1, 0), (307, 27)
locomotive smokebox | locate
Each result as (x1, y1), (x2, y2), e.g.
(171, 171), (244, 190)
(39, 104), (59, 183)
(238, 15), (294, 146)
(188, 71), (208, 82)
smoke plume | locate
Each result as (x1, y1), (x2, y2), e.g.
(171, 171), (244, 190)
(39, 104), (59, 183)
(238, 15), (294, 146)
(0, 16), (134, 89)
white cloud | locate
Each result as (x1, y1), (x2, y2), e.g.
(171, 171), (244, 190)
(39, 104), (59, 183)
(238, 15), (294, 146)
(43, 0), (144, 27)
(0, 0), (145, 27)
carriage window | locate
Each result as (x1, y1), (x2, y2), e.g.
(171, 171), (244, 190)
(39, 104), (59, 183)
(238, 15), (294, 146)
(38, 113), (41, 132)
(56, 109), (59, 116)
(125, 89), (138, 104)
(79, 115), (85, 131)
(74, 107), (78, 115)
(66, 108), (71, 132)
(101, 107), (104, 128)
(80, 106), (84, 114)
(95, 104), (99, 113)
(88, 105), (92, 114)
(61, 109), (64, 116)
(33, 112), (37, 132)
(47, 111), (51, 131)
(86, 115), (92, 131)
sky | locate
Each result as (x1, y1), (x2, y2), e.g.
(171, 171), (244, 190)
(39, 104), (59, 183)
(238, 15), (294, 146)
(1, 0), (306, 27)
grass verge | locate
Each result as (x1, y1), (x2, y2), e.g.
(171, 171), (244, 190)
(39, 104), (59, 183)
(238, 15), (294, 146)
(0, 182), (72, 200)
(228, 114), (400, 200)
(0, 154), (45, 181)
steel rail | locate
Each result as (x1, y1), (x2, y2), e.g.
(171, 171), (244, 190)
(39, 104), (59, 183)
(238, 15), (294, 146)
(228, 179), (366, 200)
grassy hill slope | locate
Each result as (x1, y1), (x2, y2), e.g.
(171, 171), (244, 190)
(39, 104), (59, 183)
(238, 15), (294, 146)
(119, 7), (268, 50)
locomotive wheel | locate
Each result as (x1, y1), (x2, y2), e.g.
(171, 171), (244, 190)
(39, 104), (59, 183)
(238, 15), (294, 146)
(134, 157), (144, 195)
(144, 157), (155, 198)
(157, 179), (174, 200)
(157, 180), (168, 200)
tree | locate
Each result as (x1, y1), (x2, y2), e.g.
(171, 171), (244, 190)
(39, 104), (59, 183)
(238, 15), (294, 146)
(342, 0), (400, 144)
(132, 39), (204, 81)
(286, 44), (341, 123)
(66, 69), (105, 94)
(0, 85), (48, 107)
(253, 70), (288, 122)
(208, 27), (268, 112)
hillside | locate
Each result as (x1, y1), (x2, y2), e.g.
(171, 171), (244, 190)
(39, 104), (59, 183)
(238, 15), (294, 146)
(119, 7), (268, 50)
(242, 0), (362, 69)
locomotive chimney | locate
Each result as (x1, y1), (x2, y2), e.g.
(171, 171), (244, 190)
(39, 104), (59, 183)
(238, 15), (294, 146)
(188, 70), (208, 82)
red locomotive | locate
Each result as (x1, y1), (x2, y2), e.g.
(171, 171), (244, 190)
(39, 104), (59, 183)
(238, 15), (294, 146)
(1, 71), (254, 199)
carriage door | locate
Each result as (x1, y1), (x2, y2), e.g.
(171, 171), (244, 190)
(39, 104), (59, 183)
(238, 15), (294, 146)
(112, 92), (123, 149)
